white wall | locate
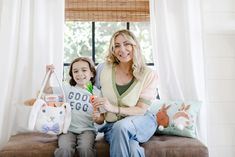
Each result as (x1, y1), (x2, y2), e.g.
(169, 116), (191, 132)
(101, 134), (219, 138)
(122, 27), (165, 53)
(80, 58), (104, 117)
(202, 0), (235, 157)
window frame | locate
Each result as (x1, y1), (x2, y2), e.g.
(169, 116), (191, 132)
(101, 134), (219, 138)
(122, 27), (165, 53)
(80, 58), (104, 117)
(63, 21), (154, 80)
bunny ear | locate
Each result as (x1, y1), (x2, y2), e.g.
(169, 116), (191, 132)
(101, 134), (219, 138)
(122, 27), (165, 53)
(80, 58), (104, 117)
(185, 104), (191, 111)
(28, 99), (46, 130)
(179, 103), (185, 110)
(62, 103), (71, 133)
(161, 104), (166, 110)
(166, 104), (171, 110)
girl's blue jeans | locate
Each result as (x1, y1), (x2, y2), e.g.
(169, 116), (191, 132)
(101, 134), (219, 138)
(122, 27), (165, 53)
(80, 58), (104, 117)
(99, 111), (157, 157)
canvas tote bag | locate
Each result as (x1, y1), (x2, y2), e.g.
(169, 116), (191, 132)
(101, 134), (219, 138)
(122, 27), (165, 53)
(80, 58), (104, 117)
(28, 70), (71, 135)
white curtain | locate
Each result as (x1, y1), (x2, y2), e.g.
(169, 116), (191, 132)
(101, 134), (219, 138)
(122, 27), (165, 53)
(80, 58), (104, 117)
(150, 0), (207, 144)
(0, 0), (64, 148)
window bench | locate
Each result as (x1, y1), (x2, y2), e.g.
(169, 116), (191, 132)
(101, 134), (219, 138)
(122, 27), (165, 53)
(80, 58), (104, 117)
(0, 132), (208, 157)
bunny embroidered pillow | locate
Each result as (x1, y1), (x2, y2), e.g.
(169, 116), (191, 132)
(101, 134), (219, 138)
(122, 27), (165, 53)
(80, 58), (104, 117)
(149, 100), (201, 138)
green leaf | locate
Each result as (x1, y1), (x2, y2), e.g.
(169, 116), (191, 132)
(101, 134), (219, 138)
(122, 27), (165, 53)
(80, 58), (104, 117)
(86, 82), (93, 94)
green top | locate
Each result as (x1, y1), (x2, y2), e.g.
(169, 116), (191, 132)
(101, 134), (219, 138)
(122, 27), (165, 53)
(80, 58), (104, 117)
(116, 78), (135, 95)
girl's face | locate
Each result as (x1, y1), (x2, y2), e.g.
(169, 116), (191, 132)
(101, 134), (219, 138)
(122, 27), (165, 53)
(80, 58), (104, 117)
(72, 60), (94, 87)
(113, 34), (133, 63)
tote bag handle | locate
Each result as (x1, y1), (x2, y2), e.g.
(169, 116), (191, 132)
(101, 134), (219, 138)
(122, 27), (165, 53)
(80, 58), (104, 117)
(28, 70), (68, 131)
(37, 70), (65, 101)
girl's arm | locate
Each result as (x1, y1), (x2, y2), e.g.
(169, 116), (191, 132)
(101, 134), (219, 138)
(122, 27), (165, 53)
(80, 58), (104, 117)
(44, 64), (55, 94)
(93, 113), (105, 124)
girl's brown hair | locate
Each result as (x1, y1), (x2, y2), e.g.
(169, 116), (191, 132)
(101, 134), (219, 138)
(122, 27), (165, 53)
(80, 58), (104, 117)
(69, 57), (96, 86)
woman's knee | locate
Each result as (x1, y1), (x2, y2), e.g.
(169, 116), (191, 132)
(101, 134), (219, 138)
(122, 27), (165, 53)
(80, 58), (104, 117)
(112, 119), (135, 134)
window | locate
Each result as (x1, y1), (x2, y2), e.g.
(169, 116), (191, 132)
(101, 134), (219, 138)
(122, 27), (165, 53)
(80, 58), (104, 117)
(64, 0), (152, 81)
(94, 22), (127, 63)
(64, 22), (92, 63)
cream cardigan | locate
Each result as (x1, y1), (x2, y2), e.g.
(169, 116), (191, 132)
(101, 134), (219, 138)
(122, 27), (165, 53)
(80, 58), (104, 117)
(100, 63), (157, 122)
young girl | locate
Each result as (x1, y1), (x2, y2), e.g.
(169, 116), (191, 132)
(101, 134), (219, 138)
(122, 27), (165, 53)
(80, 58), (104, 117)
(45, 57), (104, 157)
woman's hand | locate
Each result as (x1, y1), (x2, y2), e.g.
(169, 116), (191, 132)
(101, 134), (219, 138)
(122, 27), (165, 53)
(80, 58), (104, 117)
(93, 97), (148, 116)
(93, 97), (116, 113)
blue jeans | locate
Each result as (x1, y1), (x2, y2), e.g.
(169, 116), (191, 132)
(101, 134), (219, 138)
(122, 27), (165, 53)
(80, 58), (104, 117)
(99, 111), (157, 157)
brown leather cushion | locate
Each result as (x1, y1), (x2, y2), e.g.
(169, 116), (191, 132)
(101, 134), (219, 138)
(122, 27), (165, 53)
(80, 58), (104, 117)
(96, 133), (208, 157)
(0, 132), (57, 157)
(142, 135), (208, 157)
(0, 133), (208, 157)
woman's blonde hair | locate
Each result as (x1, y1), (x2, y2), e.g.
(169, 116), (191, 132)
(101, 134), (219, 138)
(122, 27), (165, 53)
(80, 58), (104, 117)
(106, 29), (146, 80)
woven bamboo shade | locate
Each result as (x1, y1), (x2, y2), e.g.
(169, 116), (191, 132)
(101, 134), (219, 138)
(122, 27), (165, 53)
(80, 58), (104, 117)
(65, 0), (149, 22)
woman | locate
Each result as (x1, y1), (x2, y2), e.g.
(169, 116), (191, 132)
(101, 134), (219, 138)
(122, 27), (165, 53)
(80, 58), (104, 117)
(94, 29), (158, 157)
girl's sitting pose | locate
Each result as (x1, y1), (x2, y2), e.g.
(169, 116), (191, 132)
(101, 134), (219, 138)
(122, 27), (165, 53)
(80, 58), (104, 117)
(44, 57), (104, 157)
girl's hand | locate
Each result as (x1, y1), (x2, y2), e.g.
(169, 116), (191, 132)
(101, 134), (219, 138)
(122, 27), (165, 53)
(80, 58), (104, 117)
(46, 64), (55, 74)
(92, 113), (105, 124)
(44, 64), (55, 94)
(92, 112), (100, 121)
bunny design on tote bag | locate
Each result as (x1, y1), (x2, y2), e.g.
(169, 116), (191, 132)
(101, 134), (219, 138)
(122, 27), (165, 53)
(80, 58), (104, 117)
(28, 70), (71, 135)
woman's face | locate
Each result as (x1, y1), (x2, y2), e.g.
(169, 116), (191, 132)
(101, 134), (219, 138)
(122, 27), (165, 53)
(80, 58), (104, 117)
(113, 34), (133, 63)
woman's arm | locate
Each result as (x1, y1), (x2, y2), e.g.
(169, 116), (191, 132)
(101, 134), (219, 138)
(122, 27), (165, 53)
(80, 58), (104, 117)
(95, 63), (104, 90)
(94, 69), (158, 116)
(93, 97), (149, 116)
(117, 102), (149, 116)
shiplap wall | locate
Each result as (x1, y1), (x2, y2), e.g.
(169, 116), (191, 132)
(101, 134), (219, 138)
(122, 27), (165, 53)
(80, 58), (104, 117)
(202, 0), (235, 156)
